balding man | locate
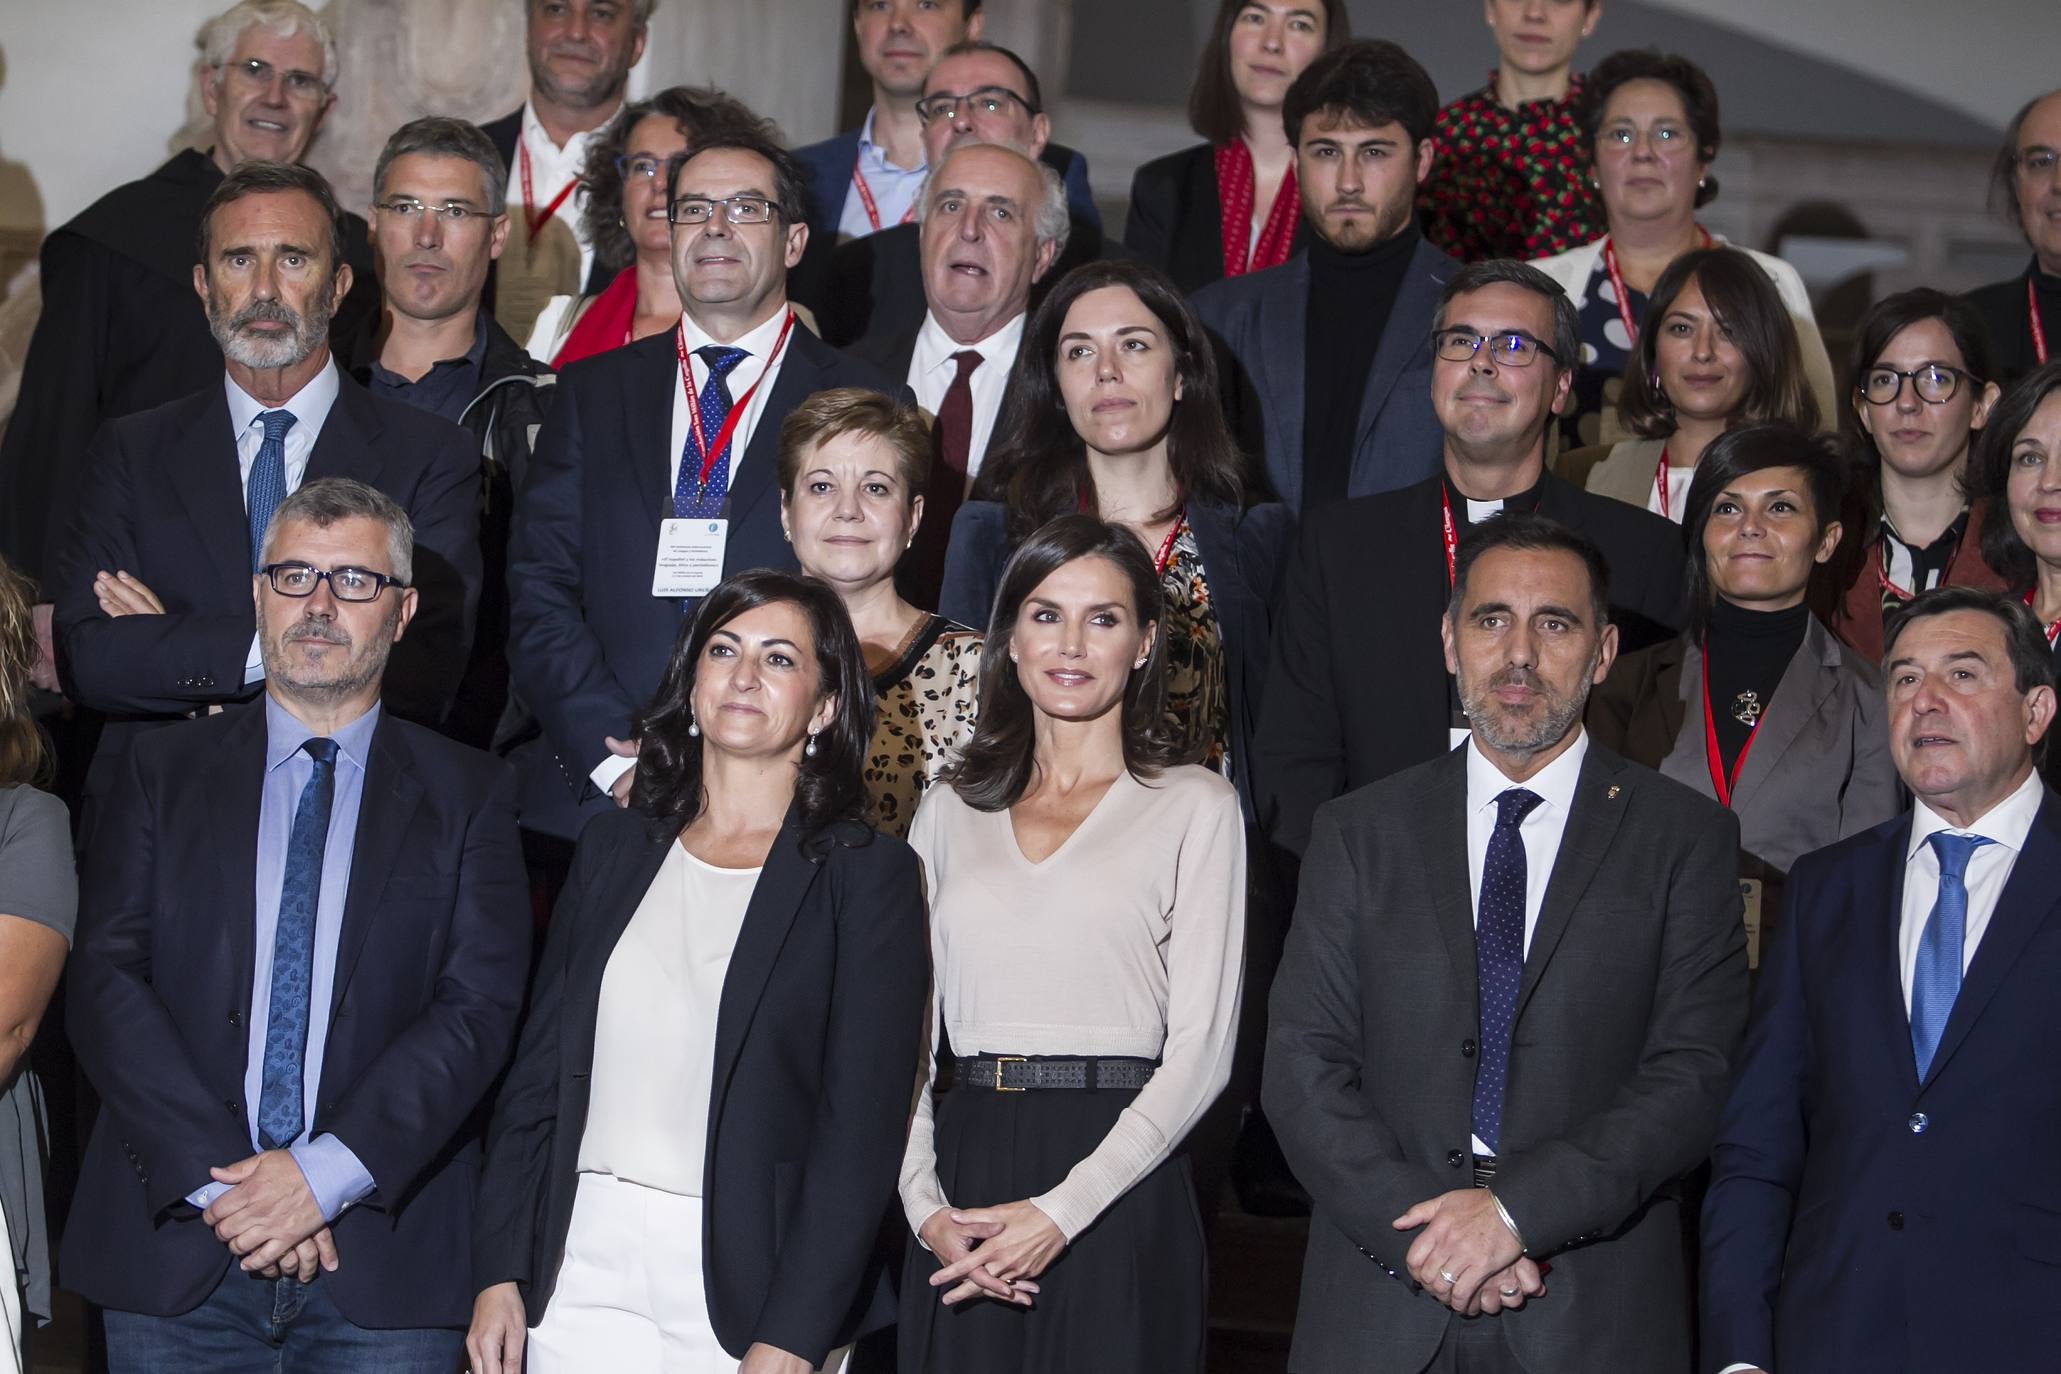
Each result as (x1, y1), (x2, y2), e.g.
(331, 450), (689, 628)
(848, 142), (1066, 605)
(1966, 88), (2061, 388)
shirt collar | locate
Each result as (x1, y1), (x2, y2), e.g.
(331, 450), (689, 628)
(1466, 727), (1590, 820)
(263, 693), (381, 775)
(522, 97), (621, 156)
(855, 105), (925, 175)
(914, 308), (1025, 372)
(678, 304), (793, 358)
(1906, 766), (2045, 861)
(225, 357), (341, 440)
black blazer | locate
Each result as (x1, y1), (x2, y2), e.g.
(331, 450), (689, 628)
(1124, 142), (1311, 296)
(480, 108), (615, 301)
(49, 371), (484, 799)
(60, 701), (531, 1327)
(937, 497), (1293, 823)
(1253, 469), (1686, 861)
(472, 805), (928, 1366)
(504, 323), (906, 840)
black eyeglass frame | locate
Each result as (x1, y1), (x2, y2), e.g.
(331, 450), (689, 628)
(1429, 328), (1561, 368)
(664, 194), (782, 226)
(258, 562), (409, 602)
(1856, 364), (1975, 407)
(913, 87), (1038, 125)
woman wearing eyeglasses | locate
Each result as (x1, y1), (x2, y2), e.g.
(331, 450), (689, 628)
(1530, 50), (1834, 453)
(526, 87), (775, 368)
(1824, 290), (2009, 661)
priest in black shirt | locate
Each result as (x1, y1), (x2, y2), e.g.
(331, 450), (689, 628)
(1197, 39), (1457, 512)
(0, 0), (377, 589)
(1254, 258), (1686, 863)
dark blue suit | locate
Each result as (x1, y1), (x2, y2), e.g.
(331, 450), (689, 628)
(793, 129), (1100, 253)
(1701, 788), (2061, 1372)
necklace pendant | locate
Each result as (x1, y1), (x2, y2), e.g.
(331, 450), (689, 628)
(1731, 690), (1762, 727)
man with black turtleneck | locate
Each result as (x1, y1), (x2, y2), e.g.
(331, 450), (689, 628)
(1198, 40), (1458, 512)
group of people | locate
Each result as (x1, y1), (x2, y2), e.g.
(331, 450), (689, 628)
(0, 1), (2057, 1372)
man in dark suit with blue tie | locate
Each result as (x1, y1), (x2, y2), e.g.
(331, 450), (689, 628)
(62, 477), (531, 1370)
(1702, 586), (2061, 1374)
(506, 129), (903, 851)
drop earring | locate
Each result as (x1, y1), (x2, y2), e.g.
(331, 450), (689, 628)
(688, 713), (700, 737)
(804, 729), (819, 758)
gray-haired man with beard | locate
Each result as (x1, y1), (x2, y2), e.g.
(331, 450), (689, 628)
(1265, 512), (1747, 1373)
(51, 161), (481, 815)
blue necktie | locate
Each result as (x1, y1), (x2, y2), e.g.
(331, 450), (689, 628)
(674, 346), (750, 521)
(1910, 831), (1993, 1080)
(256, 738), (339, 1152)
(247, 409), (297, 571)
(1473, 788), (1542, 1154)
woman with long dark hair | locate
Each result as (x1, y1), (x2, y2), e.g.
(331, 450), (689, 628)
(1125, 0), (1350, 292)
(1969, 363), (2061, 783)
(1558, 245), (1819, 521)
(1825, 288), (2010, 659)
(899, 516), (1244, 1373)
(468, 570), (927, 1374)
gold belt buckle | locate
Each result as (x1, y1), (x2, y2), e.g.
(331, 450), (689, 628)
(993, 1056), (1026, 1092)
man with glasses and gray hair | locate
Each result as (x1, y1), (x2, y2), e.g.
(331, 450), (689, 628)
(0, 0), (377, 665)
(1966, 88), (2061, 388)
(64, 475), (531, 1372)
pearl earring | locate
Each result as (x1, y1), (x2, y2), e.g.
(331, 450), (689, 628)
(688, 715), (699, 737)
(804, 729), (819, 758)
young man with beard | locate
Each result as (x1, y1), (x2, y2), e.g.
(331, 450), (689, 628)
(49, 162), (481, 822)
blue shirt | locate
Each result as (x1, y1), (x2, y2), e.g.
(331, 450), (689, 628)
(835, 107), (927, 241)
(363, 312), (490, 427)
(187, 696), (380, 1220)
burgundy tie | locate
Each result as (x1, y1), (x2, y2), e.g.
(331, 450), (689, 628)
(905, 349), (983, 609)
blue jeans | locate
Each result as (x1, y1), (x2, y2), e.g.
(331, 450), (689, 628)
(102, 1270), (464, 1373)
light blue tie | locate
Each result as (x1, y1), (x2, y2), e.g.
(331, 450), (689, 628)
(1910, 831), (1993, 1081)
(247, 409), (297, 571)
(256, 738), (339, 1151)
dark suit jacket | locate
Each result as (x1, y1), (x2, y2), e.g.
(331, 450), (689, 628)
(49, 370), (484, 800)
(937, 498), (1292, 823)
(1266, 743), (1748, 1373)
(1123, 141), (1310, 296)
(1253, 470), (1686, 861)
(480, 109), (615, 302)
(504, 323), (905, 839)
(60, 701), (531, 1327)
(1701, 791), (2061, 1373)
(473, 806), (928, 1366)
(1964, 258), (2061, 390)
(1193, 240), (1458, 511)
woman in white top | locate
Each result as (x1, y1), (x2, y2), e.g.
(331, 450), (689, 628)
(1531, 49), (1834, 452)
(898, 515), (1245, 1373)
(468, 570), (928, 1374)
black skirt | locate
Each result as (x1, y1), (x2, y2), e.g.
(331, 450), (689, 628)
(897, 1074), (1208, 1374)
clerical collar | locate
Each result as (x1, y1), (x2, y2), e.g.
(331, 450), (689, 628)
(1308, 223), (1420, 276)
(1444, 468), (1544, 522)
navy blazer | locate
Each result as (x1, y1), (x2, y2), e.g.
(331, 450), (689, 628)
(473, 806), (927, 1366)
(795, 129), (1101, 251)
(937, 498), (1292, 823)
(61, 702), (531, 1328)
(1194, 240), (1457, 512)
(504, 323), (906, 839)
(1701, 790), (2061, 1373)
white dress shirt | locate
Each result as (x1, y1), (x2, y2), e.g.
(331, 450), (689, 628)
(835, 106), (927, 242)
(1464, 728), (1590, 1157)
(517, 100), (615, 291)
(1899, 767), (2043, 1011)
(228, 359), (341, 683)
(1645, 462), (1696, 526)
(906, 309), (1024, 484)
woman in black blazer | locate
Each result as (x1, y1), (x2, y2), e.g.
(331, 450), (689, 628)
(467, 570), (928, 1374)
(1124, 0), (1347, 293)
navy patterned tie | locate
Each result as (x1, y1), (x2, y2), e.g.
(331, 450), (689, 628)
(674, 346), (750, 521)
(1472, 788), (1542, 1154)
(1910, 831), (1992, 1080)
(246, 409), (297, 571)
(255, 738), (339, 1151)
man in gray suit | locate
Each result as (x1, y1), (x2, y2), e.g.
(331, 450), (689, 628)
(1194, 39), (1458, 512)
(1265, 512), (1748, 1373)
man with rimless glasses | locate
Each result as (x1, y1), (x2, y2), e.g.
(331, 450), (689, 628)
(1967, 89), (2061, 388)
(1255, 258), (1686, 866)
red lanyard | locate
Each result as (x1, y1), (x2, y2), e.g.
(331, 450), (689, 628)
(1600, 227), (1712, 349)
(1441, 486), (1460, 585)
(1876, 553), (1915, 604)
(2031, 279), (2050, 367)
(1653, 446), (1673, 520)
(2025, 588), (2061, 647)
(1700, 645), (1763, 808)
(675, 312), (796, 496)
(518, 141), (581, 241)
(851, 154), (916, 234)
(1152, 511), (1187, 578)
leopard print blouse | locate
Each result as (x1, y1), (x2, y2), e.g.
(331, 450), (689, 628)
(867, 616), (983, 840)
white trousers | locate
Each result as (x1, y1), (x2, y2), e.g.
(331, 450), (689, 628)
(530, 1172), (848, 1374)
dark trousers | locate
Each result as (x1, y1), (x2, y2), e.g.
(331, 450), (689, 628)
(1419, 1316), (1522, 1373)
(101, 1272), (463, 1374)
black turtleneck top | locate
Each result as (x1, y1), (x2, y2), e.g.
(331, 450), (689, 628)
(1301, 226), (1421, 508)
(1704, 599), (1810, 776)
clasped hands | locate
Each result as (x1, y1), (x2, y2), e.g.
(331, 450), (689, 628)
(200, 1149), (337, 1284)
(918, 1199), (1063, 1308)
(94, 569), (164, 618)
(1392, 1187), (1546, 1316)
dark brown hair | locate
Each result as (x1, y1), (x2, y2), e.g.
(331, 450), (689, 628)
(667, 128), (811, 225)
(1680, 423), (1846, 637)
(1886, 585), (2058, 702)
(1187, 0), (1353, 146)
(944, 515), (1185, 811)
(974, 260), (1245, 539)
(582, 86), (780, 278)
(1971, 362), (2061, 592)
(0, 556), (47, 787)
(1615, 247), (1818, 440)
(776, 387), (933, 510)
(1576, 49), (1723, 208)
(1281, 38), (1437, 148)
(197, 160), (345, 275)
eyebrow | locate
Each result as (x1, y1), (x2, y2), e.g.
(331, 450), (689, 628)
(1306, 133), (1400, 148)
(218, 240), (318, 258)
(1717, 486), (1801, 500)
(932, 186), (1023, 210)
(678, 185), (773, 200)
(1026, 596), (1126, 613)
(1467, 599), (1588, 625)
(802, 466), (898, 482)
(1057, 324), (1160, 344)
(1887, 650), (1990, 673)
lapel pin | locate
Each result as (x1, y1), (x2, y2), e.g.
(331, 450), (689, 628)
(1606, 785), (1621, 800)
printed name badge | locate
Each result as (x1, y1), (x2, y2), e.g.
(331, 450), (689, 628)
(653, 518), (728, 598)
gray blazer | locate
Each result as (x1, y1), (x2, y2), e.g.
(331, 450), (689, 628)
(1194, 240), (1457, 512)
(1265, 742), (1748, 1374)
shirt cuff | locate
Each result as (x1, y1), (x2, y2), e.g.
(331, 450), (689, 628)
(186, 1179), (231, 1210)
(243, 632), (265, 685)
(288, 1135), (376, 1222)
(589, 751), (635, 795)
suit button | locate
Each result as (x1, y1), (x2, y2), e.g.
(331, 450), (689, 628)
(224, 1099), (239, 1117)
(1887, 1210), (1904, 1231)
(1461, 1039), (1477, 1059)
(1446, 1149), (1466, 1168)
(228, 1011), (242, 1028)
(1908, 1112), (1929, 1134)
